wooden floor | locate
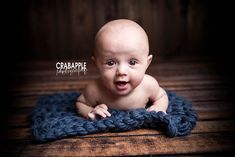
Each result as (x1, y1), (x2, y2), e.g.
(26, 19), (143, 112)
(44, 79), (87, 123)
(1, 56), (235, 156)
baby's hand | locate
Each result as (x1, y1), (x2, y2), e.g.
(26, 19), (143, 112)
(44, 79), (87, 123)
(146, 105), (167, 114)
(88, 104), (111, 120)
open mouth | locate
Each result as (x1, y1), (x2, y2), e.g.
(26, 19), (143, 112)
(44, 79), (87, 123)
(115, 81), (129, 90)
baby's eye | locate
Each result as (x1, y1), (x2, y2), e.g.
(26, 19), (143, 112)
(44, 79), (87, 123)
(105, 60), (115, 66)
(129, 59), (137, 65)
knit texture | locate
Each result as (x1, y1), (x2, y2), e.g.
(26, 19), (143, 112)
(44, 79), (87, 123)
(30, 91), (197, 142)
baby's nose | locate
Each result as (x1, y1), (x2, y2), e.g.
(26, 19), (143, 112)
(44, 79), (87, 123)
(116, 64), (127, 76)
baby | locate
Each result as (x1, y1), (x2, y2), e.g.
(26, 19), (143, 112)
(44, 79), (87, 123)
(76, 19), (168, 120)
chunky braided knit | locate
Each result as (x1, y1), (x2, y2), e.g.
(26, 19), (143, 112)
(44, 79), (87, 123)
(30, 91), (197, 142)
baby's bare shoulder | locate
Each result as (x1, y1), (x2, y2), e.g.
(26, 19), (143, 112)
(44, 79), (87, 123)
(142, 74), (159, 91)
(143, 74), (159, 85)
(142, 75), (161, 100)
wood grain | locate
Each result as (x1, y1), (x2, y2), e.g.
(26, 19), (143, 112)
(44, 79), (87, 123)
(19, 133), (235, 156)
(2, 57), (235, 156)
(22, 0), (214, 59)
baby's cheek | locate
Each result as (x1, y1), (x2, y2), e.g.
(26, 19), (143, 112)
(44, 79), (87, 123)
(102, 70), (115, 79)
(101, 70), (115, 84)
(131, 71), (145, 86)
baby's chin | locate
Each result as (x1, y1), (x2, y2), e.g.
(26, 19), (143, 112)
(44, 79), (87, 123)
(112, 85), (134, 96)
(114, 90), (132, 96)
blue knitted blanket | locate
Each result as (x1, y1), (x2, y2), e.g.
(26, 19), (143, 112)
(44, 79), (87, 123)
(30, 91), (197, 142)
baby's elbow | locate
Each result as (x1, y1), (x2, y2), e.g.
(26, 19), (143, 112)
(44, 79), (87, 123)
(75, 101), (82, 112)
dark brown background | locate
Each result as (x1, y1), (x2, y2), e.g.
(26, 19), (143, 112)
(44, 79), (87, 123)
(3, 0), (233, 114)
(5, 0), (229, 61)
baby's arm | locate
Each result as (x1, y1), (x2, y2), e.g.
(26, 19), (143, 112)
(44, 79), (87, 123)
(76, 95), (111, 120)
(76, 81), (111, 120)
(146, 76), (169, 114)
(147, 87), (168, 114)
(76, 94), (93, 118)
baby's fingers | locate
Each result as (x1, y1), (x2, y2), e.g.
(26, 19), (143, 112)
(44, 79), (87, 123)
(95, 108), (111, 118)
(147, 106), (159, 112)
(146, 106), (167, 114)
(88, 112), (96, 120)
(98, 104), (108, 110)
(103, 109), (111, 117)
(146, 106), (154, 112)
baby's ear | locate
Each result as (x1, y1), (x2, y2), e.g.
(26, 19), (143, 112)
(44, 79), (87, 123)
(91, 56), (95, 63)
(91, 56), (97, 67)
(147, 54), (153, 67)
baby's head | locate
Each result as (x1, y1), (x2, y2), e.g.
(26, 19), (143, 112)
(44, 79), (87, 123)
(93, 19), (152, 96)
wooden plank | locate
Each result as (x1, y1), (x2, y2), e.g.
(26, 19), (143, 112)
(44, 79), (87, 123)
(9, 94), (235, 109)
(93, 0), (117, 32)
(139, 0), (153, 53)
(54, 0), (72, 59)
(8, 96), (39, 108)
(2, 120), (235, 141)
(9, 88), (233, 106)
(70, 0), (94, 58)
(19, 133), (234, 156)
(21, 0), (213, 59)
(175, 90), (231, 102)
(28, 0), (57, 59)
(10, 97), (235, 113)
(9, 81), (228, 94)
(118, 0), (140, 21)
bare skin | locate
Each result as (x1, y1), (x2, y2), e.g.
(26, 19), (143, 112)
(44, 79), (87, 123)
(76, 19), (168, 120)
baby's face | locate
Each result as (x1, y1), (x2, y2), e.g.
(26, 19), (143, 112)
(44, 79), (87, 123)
(93, 20), (152, 96)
